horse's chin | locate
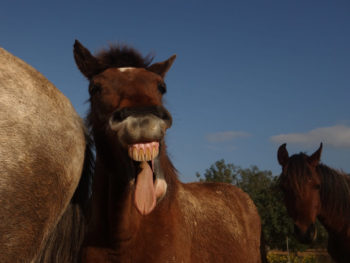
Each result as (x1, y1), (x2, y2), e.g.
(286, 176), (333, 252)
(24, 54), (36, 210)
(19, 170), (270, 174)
(294, 223), (317, 244)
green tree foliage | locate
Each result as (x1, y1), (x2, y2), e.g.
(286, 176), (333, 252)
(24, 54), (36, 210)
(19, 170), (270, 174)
(196, 159), (328, 251)
(196, 159), (238, 184)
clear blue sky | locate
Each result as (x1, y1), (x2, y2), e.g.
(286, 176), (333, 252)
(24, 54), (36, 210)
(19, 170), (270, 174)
(1, 1), (349, 181)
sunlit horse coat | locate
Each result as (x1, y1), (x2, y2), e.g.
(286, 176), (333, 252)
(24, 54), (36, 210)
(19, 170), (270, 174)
(0, 48), (88, 262)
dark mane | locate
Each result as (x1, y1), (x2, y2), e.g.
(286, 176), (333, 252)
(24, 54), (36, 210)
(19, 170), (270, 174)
(318, 164), (350, 221)
(95, 44), (153, 71)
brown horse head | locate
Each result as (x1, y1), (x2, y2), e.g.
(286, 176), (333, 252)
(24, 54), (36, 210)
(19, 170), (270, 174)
(74, 40), (176, 215)
(277, 143), (323, 244)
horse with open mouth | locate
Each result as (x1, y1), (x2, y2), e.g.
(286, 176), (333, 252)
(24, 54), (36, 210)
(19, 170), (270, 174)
(74, 40), (263, 263)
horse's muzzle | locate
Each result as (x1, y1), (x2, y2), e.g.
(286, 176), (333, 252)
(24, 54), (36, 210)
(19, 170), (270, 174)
(111, 106), (172, 128)
(294, 223), (317, 244)
(109, 106), (172, 147)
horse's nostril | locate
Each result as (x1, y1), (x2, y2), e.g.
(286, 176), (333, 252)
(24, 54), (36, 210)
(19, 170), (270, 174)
(113, 109), (125, 122)
(159, 108), (172, 128)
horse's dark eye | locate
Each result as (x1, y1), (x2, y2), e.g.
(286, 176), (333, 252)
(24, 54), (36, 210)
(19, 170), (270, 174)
(158, 83), (166, 95)
(89, 83), (102, 95)
(314, 184), (321, 190)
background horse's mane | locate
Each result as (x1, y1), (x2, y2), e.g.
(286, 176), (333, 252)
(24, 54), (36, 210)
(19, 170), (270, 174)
(280, 152), (350, 221)
(318, 164), (350, 221)
(95, 44), (154, 72)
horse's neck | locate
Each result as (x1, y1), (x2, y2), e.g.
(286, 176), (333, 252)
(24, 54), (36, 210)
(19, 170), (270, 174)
(89, 135), (179, 244)
(319, 206), (350, 235)
(87, 149), (142, 245)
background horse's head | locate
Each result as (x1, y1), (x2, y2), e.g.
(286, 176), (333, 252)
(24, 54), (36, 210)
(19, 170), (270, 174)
(277, 143), (323, 244)
(74, 40), (176, 215)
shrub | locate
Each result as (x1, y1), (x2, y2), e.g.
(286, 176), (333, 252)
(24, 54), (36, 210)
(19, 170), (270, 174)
(267, 252), (317, 263)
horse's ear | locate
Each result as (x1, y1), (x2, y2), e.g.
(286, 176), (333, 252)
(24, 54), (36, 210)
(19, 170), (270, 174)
(308, 143), (323, 167)
(277, 143), (289, 167)
(73, 40), (102, 79)
(147, 54), (176, 78)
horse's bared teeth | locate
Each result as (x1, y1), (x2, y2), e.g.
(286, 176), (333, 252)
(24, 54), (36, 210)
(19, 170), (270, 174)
(139, 148), (144, 161)
(146, 148), (151, 161)
(132, 148), (139, 161)
(128, 142), (159, 162)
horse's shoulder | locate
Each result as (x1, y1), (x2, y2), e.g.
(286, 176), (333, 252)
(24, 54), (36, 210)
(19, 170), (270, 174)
(181, 181), (251, 201)
(172, 182), (260, 255)
(177, 182), (258, 218)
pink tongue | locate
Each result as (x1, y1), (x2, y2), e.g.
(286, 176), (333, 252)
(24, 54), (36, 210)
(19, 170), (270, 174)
(134, 161), (156, 215)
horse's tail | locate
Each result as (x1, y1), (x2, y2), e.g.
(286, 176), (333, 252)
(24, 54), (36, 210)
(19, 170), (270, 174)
(260, 229), (268, 263)
(36, 133), (94, 263)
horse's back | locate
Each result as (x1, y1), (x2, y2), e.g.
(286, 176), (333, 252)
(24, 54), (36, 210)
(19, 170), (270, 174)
(177, 182), (261, 263)
(0, 48), (86, 262)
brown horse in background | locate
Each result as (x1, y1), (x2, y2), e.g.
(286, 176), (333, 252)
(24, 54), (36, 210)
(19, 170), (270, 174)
(0, 48), (93, 262)
(278, 143), (350, 263)
(74, 40), (262, 263)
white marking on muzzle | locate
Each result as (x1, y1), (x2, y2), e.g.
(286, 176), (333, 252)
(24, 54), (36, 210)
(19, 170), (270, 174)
(117, 67), (136, 72)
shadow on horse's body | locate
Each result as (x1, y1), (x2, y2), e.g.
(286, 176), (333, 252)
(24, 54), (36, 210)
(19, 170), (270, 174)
(0, 48), (92, 262)
(74, 40), (262, 263)
(278, 143), (350, 263)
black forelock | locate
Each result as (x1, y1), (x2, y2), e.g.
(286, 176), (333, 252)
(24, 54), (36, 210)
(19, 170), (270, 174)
(95, 44), (154, 72)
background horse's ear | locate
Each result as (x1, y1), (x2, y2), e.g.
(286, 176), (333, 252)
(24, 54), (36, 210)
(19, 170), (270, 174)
(277, 143), (289, 167)
(73, 40), (102, 79)
(147, 54), (176, 78)
(308, 143), (323, 167)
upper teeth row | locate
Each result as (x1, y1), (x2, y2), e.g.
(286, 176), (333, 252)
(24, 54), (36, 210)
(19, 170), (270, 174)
(128, 142), (159, 162)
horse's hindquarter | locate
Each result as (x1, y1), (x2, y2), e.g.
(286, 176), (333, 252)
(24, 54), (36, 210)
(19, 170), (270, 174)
(0, 48), (86, 262)
(177, 182), (261, 263)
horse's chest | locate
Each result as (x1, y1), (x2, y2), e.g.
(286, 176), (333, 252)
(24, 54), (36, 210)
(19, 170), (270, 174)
(82, 243), (186, 263)
(121, 234), (185, 262)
